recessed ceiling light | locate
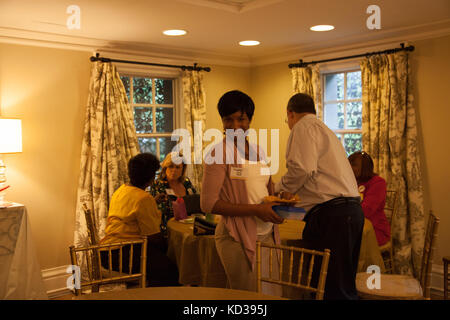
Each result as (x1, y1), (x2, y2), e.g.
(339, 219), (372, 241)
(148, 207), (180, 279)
(239, 40), (260, 46)
(310, 25), (335, 32)
(163, 29), (187, 36)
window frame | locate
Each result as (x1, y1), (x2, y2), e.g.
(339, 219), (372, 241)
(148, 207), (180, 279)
(117, 64), (183, 160)
(321, 67), (363, 154)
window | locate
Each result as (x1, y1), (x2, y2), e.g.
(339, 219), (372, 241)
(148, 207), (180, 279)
(323, 70), (363, 155)
(120, 75), (177, 161)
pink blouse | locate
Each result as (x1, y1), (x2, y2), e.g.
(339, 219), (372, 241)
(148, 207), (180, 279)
(360, 175), (391, 246)
(200, 139), (280, 270)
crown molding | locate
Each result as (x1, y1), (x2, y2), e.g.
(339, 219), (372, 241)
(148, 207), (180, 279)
(1, 18), (449, 69)
(177, 0), (283, 13)
(0, 26), (252, 68)
(252, 19), (450, 66)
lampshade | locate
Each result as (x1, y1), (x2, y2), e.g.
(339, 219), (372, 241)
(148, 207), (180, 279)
(0, 119), (22, 153)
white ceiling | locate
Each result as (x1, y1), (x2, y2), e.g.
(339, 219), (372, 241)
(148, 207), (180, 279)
(0, 0), (449, 66)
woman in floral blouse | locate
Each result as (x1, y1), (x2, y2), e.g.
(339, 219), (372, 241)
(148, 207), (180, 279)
(149, 152), (197, 237)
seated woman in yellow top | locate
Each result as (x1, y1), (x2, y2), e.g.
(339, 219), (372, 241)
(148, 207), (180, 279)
(100, 153), (179, 287)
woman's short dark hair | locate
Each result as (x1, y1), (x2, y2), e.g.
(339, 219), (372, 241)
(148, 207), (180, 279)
(348, 151), (376, 183)
(217, 90), (255, 121)
(128, 153), (160, 189)
(287, 93), (316, 114)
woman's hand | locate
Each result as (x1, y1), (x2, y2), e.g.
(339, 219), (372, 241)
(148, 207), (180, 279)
(154, 193), (168, 204)
(255, 202), (284, 224)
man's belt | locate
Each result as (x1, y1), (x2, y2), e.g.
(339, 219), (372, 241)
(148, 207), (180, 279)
(305, 196), (361, 220)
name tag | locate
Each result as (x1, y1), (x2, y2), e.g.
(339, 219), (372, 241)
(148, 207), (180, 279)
(166, 188), (176, 196)
(230, 166), (248, 180)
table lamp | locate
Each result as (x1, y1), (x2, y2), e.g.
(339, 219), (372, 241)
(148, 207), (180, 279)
(0, 118), (22, 204)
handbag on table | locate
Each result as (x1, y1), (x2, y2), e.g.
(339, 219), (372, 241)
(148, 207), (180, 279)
(193, 216), (217, 236)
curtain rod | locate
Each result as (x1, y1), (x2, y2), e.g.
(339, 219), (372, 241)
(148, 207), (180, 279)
(90, 53), (211, 72)
(288, 43), (414, 68)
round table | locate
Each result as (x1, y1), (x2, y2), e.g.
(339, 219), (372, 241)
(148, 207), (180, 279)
(167, 217), (228, 288)
(167, 217), (385, 288)
(74, 286), (288, 300)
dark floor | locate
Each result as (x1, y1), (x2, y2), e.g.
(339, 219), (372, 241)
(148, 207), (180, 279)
(51, 290), (447, 300)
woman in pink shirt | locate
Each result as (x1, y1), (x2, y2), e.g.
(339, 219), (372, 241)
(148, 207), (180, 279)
(201, 90), (284, 295)
(348, 151), (391, 246)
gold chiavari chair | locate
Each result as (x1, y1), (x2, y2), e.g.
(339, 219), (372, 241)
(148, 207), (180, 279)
(379, 189), (399, 273)
(256, 241), (330, 300)
(68, 204), (147, 296)
(356, 211), (439, 299)
(443, 256), (450, 300)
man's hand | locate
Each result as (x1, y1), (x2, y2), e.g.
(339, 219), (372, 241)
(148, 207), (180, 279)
(279, 191), (296, 200)
(255, 202), (284, 224)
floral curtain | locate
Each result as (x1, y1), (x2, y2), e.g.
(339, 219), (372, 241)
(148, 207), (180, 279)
(182, 70), (206, 193)
(360, 52), (425, 276)
(74, 61), (140, 251)
(291, 65), (323, 119)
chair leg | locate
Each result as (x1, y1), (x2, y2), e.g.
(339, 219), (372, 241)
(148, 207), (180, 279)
(389, 246), (394, 274)
(381, 248), (394, 274)
(444, 260), (448, 300)
(381, 251), (389, 274)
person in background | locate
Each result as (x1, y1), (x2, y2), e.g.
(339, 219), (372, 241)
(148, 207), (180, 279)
(348, 151), (391, 246)
(149, 152), (197, 237)
(275, 93), (364, 300)
(100, 153), (180, 287)
(201, 90), (283, 296)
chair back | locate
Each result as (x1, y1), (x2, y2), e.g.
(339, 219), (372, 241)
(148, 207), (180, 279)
(81, 203), (101, 292)
(82, 203), (99, 245)
(384, 190), (398, 227)
(419, 211), (439, 299)
(69, 238), (147, 296)
(256, 241), (330, 300)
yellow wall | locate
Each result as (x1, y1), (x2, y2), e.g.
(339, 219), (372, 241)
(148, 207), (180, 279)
(0, 42), (251, 269)
(249, 62), (293, 181)
(410, 35), (450, 263)
(1, 34), (449, 272)
(0, 43), (90, 269)
(203, 65), (251, 132)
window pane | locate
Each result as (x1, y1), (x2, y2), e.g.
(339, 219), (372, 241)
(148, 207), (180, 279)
(134, 107), (153, 133)
(335, 133), (342, 142)
(346, 71), (362, 99)
(133, 77), (152, 104)
(156, 107), (174, 133)
(159, 137), (178, 161)
(138, 137), (157, 155)
(343, 133), (362, 156)
(120, 76), (130, 102)
(325, 73), (344, 101)
(346, 102), (362, 129)
(155, 79), (173, 104)
(324, 103), (344, 130)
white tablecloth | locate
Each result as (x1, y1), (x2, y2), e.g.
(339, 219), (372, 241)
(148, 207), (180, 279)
(0, 203), (48, 299)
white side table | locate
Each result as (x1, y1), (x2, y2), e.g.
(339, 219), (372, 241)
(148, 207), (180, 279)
(0, 203), (48, 299)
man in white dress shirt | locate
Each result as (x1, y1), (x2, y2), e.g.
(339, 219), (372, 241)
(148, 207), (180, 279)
(275, 93), (364, 300)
